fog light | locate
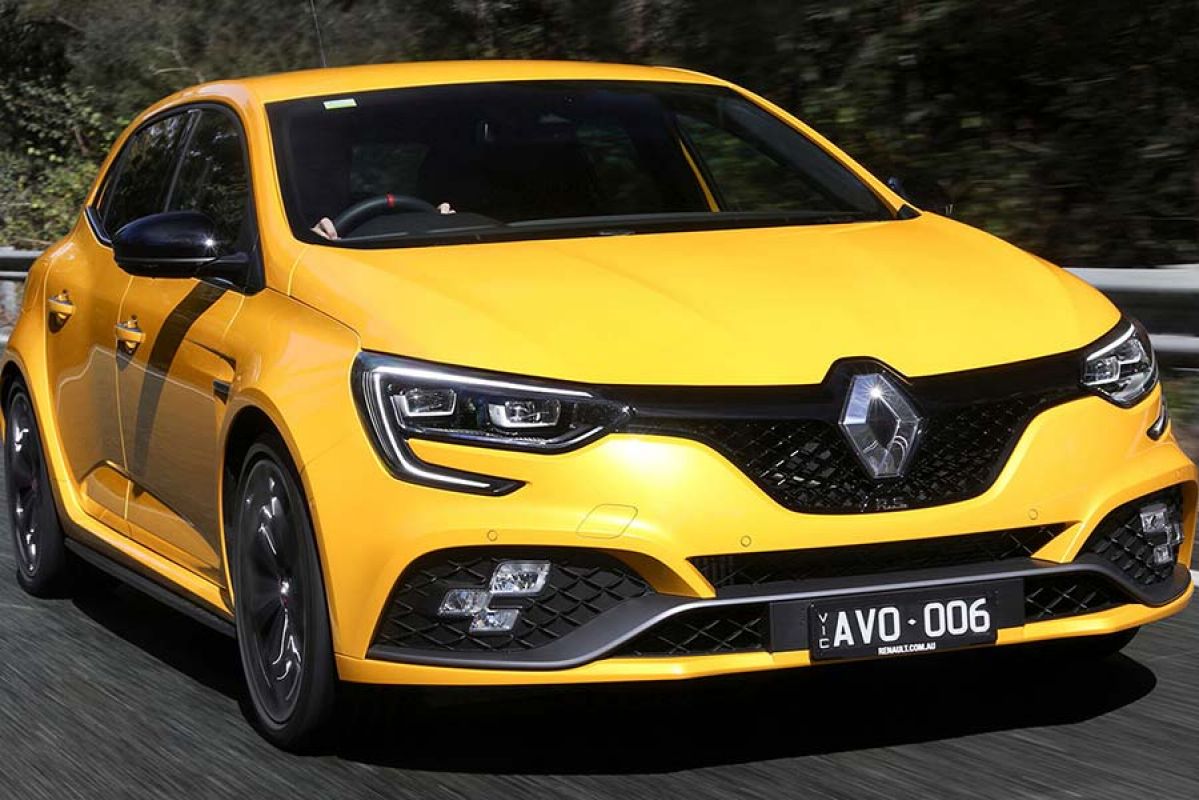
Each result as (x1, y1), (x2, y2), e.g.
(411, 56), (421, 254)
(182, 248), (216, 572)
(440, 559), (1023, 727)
(1140, 500), (1183, 567)
(1140, 502), (1170, 536)
(490, 561), (551, 596)
(469, 608), (521, 633)
(438, 588), (490, 617)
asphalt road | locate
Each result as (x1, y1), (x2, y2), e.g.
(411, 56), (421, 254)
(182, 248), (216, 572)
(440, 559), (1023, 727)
(1, 468), (1197, 799)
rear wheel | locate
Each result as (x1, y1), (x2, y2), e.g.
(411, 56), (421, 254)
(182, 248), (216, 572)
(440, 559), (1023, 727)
(4, 379), (69, 596)
(232, 435), (337, 751)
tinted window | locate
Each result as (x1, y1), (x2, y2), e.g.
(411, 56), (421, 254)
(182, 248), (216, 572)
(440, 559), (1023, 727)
(678, 113), (830, 212)
(168, 109), (250, 249)
(267, 81), (890, 248)
(100, 112), (191, 235)
(675, 96), (883, 214)
(576, 120), (666, 214)
(349, 141), (428, 199)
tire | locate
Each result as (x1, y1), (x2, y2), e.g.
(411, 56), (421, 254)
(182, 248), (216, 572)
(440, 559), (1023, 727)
(3, 378), (69, 597)
(231, 434), (337, 751)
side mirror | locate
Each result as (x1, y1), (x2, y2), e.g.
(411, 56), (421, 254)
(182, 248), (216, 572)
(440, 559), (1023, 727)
(112, 211), (245, 282)
(886, 176), (954, 217)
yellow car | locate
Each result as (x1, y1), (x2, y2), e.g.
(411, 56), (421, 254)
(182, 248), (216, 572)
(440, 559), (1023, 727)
(3, 61), (1194, 749)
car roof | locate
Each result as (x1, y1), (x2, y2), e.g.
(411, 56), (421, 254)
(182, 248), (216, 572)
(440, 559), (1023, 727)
(205, 60), (727, 105)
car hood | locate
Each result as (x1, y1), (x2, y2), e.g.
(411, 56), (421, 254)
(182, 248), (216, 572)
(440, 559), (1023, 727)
(287, 214), (1117, 385)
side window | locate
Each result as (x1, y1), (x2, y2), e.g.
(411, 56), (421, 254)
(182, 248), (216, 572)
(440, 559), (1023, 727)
(100, 112), (191, 235)
(168, 109), (250, 249)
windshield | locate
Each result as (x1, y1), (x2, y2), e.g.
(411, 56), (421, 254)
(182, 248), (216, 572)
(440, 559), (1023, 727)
(267, 80), (892, 248)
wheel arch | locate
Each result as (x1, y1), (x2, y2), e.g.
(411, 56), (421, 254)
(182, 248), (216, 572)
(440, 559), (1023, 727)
(221, 404), (279, 545)
(0, 359), (24, 425)
(218, 398), (344, 644)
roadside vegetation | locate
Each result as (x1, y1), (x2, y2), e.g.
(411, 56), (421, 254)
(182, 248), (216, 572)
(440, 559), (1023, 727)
(1, 0), (1195, 454)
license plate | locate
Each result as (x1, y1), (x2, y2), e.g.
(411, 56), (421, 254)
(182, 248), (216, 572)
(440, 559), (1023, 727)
(807, 584), (1004, 661)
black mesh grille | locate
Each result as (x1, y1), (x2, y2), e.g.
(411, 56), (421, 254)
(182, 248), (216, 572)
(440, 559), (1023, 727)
(373, 548), (650, 652)
(618, 573), (1129, 658)
(635, 393), (1058, 514)
(1024, 574), (1125, 621)
(1082, 487), (1184, 587)
(616, 604), (768, 656)
(691, 525), (1063, 590)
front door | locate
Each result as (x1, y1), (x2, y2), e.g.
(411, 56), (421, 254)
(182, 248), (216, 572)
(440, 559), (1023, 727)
(42, 111), (193, 530)
(116, 107), (250, 583)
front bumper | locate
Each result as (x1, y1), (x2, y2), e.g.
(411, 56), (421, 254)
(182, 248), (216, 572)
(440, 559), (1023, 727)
(367, 555), (1192, 671)
(339, 560), (1193, 685)
(300, 387), (1197, 686)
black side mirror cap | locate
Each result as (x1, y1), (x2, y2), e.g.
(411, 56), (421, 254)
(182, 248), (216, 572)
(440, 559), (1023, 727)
(112, 211), (226, 277)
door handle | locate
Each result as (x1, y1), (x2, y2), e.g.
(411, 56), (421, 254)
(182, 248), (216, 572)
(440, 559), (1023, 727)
(114, 317), (145, 353)
(47, 291), (74, 324)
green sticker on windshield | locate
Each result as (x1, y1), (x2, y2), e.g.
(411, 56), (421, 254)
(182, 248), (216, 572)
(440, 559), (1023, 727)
(323, 98), (357, 110)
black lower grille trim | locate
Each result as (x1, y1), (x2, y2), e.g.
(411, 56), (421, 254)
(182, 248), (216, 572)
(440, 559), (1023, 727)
(1023, 574), (1125, 621)
(615, 604), (768, 656)
(691, 525), (1063, 590)
(619, 570), (1142, 658)
(1082, 486), (1185, 587)
(372, 547), (650, 653)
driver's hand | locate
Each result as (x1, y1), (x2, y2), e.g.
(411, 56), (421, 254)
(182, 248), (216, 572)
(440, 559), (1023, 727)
(311, 217), (339, 240)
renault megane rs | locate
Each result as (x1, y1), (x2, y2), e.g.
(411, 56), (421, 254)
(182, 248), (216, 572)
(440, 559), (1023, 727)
(3, 61), (1193, 749)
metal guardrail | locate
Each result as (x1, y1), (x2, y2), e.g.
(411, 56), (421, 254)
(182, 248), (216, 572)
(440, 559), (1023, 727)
(1067, 265), (1198, 368)
(0, 249), (42, 272)
(0, 250), (37, 345)
(1, 248), (1196, 365)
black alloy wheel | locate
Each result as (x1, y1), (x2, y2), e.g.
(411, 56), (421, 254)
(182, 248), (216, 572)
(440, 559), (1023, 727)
(4, 379), (68, 596)
(233, 434), (337, 750)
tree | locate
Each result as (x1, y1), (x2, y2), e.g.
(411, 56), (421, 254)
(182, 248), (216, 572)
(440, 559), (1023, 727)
(1, 0), (1196, 264)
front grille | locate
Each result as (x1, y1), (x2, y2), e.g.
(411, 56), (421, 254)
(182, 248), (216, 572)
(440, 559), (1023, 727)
(372, 548), (650, 652)
(637, 393), (1057, 514)
(1024, 574), (1124, 621)
(691, 525), (1063, 590)
(616, 604), (768, 656)
(1082, 487), (1184, 587)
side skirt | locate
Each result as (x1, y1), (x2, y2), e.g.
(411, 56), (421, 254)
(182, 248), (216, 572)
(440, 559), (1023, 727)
(64, 538), (236, 638)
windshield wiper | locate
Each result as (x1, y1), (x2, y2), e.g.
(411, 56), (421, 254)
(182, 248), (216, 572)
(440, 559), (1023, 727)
(328, 209), (884, 249)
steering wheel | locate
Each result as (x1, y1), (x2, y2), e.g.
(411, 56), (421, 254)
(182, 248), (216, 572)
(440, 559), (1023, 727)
(332, 194), (437, 235)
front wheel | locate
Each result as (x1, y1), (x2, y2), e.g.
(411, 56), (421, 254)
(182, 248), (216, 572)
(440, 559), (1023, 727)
(232, 435), (337, 751)
(4, 379), (69, 596)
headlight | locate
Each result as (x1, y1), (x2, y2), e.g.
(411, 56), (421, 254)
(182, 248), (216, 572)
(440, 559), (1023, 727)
(1081, 318), (1158, 407)
(352, 353), (629, 493)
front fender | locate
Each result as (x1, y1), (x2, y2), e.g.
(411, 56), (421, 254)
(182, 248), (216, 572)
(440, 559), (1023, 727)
(219, 288), (363, 644)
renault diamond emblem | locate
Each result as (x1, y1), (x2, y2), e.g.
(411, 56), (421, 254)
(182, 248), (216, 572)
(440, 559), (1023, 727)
(839, 373), (923, 479)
